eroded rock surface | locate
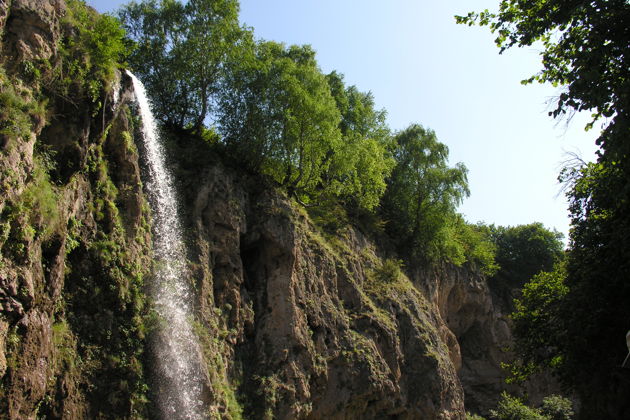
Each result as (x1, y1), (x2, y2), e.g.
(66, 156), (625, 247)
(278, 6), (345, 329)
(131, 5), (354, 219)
(184, 161), (465, 419)
(1, 0), (65, 65)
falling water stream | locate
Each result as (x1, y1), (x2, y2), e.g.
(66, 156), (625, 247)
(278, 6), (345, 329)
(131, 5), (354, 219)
(127, 71), (205, 420)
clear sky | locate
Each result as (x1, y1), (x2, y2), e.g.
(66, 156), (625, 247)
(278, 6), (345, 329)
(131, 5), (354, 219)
(89, 0), (599, 240)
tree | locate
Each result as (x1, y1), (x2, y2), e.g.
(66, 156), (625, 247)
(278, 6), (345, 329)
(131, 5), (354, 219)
(119, 0), (243, 132)
(381, 124), (469, 262)
(510, 263), (568, 374)
(219, 42), (397, 210)
(325, 71), (395, 211)
(458, 2), (630, 416)
(218, 41), (343, 203)
(490, 223), (564, 287)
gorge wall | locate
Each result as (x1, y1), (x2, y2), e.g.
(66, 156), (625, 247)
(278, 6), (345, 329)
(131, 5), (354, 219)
(0, 1), (536, 418)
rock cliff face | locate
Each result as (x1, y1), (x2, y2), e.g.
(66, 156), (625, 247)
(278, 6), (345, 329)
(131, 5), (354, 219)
(413, 264), (513, 412)
(0, 1), (537, 419)
(419, 256), (562, 416)
(1, 1), (152, 417)
(171, 150), (465, 419)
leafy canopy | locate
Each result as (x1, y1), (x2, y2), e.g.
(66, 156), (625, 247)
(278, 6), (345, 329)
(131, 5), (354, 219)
(381, 124), (470, 263)
(489, 222), (564, 287)
(119, 0), (243, 132)
(219, 41), (343, 204)
(325, 71), (395, 211)
(119, 0), (496, 272)
(219, 42), (394, 210)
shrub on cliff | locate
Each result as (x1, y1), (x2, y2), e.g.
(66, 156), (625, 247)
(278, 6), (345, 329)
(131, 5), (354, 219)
(54, 0), (128, 108)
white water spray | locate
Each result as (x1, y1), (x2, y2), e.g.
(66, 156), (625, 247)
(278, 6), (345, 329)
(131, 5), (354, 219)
(127, 71), (205, 420)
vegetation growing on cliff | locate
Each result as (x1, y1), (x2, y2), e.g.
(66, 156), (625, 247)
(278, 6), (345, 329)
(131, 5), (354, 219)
(120, 0), (242, 131)
(0, 0), (154, 417)
(58, 0), (127, 104)
(467, 392), (574, 420)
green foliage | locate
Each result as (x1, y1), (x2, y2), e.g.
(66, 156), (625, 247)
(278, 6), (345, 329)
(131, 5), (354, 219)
(219, 41), (343, 204)
(57, 141), (150, 417)
(493, 225), (568, 383)
(191, 318), (244, 420)
(380, 124), (470, 263)
(21, 162), (60, 239)
(554, 156), (630, 414)
(372, 258), (404, 283)
(69, 3), (128, 81)
(459, 2), (629, 415)
(489, 222), (564, 287)
(509, 264), (568, 378)
(449, 218), (499, 276)
(325, 71), (395, 211)
(52, 320), (78, 371)
(483, 392), (574, 420)
(220, 40), (396, 211)
(455, 0), (628, 131)
(56, 0), (128, 107)
(65, 216), (82, 255)
(0, 69), (47, 145)
(1, 159), (60, 251)
(120, 0), (243, 132)
(540, 395), (574, 420)
(253, 374), (281, 420)
(489, 392), (548, 420)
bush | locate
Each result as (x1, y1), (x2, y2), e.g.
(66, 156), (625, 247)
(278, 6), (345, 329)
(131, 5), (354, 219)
(467, 413), (487, 420)
(373, 258), (403, 283)
(54, 0), (128, 107)
(540, 395), (574, 420)
(0, 69), (47, 143)
(489, 392), (547, 420)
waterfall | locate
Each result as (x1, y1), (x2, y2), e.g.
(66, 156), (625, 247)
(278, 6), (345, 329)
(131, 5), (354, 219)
(127, 71), (205, 420)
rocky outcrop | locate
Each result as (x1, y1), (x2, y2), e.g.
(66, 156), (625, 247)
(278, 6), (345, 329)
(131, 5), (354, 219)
(1, 0), (65, 66)
(416, 260), (562, 415)
(416, 265), (513, 413)
(178, 158), (466, 419)
(0, 73), (153, 418)
(0, 2), (153, 417)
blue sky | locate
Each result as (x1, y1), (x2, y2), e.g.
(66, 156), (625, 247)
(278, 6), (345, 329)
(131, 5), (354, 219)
(90, 0), (599, 240)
